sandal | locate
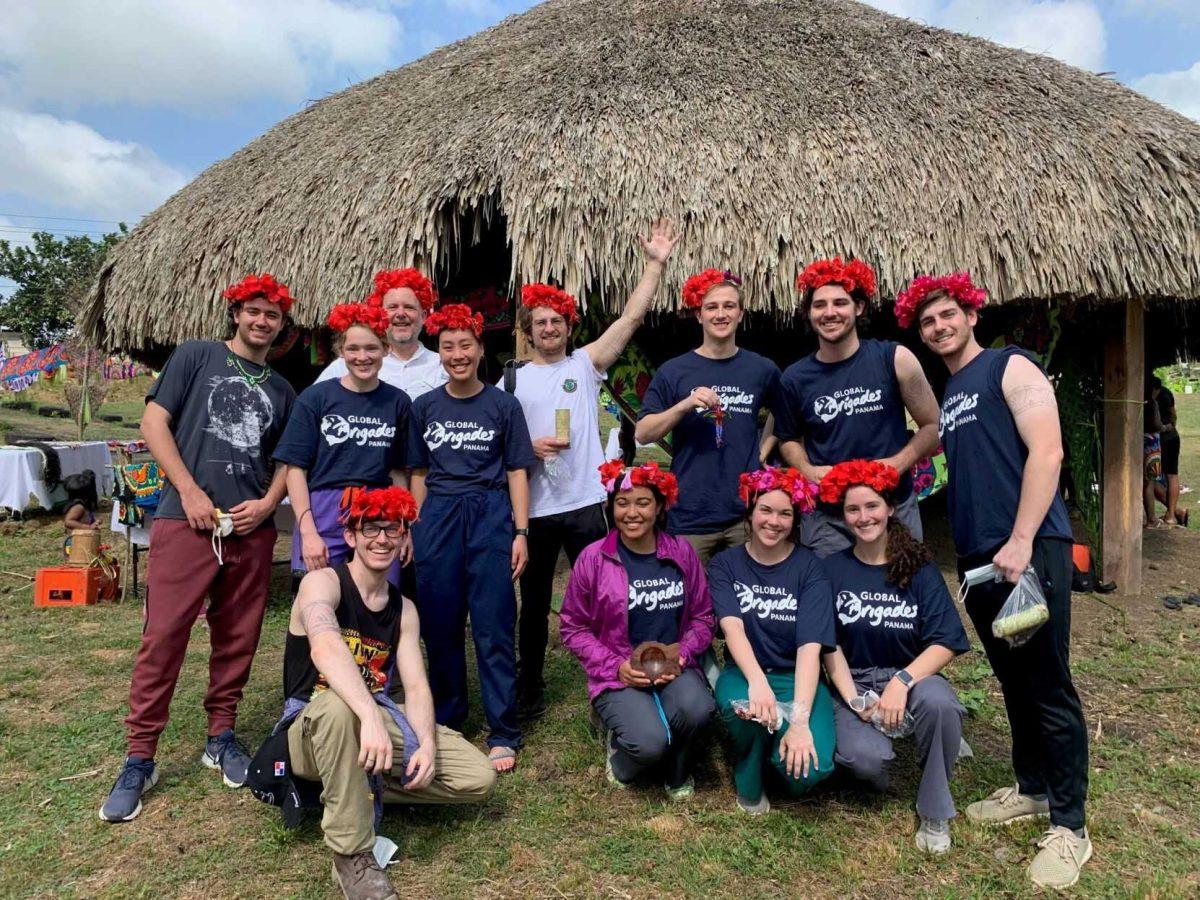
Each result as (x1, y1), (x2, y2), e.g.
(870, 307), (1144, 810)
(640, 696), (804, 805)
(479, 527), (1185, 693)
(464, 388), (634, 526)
(488, 746), (517, 774)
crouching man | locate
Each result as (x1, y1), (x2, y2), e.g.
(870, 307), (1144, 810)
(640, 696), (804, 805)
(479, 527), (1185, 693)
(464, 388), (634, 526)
(282, 486), (496, 900)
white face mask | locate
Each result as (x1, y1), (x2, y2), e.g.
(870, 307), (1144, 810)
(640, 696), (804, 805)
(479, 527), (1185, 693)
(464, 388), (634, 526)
(212, 510), (234, 564)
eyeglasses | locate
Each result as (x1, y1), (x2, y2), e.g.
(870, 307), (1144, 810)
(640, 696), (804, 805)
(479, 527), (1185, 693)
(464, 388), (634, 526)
(360, 523), (404, 539)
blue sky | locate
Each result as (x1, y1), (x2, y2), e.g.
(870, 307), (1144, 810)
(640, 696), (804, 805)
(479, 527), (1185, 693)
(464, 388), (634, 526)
(1, 0), (1198, 292)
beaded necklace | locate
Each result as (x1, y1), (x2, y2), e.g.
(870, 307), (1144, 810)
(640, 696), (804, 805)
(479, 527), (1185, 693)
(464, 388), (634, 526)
(225, 347), (272, 387)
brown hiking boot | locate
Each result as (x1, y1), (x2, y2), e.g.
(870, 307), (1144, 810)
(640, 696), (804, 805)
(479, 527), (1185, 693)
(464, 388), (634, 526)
(331, 851), (397, 900)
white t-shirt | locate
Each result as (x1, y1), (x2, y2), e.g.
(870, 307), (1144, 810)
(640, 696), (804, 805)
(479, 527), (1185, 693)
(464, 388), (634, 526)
(316, 343), (448, 401)
(499, 349), (608, 519)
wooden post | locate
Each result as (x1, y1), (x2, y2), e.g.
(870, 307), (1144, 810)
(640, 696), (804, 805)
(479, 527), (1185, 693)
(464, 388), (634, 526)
(1102, 299), (1144, 594)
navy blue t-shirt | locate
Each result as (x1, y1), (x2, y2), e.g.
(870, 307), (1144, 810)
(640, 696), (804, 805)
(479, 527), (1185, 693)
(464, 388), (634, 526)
(709, 544), (836, 670)
(638, 349), (782, 534)
(273, 379), (410, 490)
(940, 347), (1072, 557)
(617, 540), (685, 646)
(775, 339), (913, 499)
(407, 384), (535, 494)
(823, 549), (970, 669)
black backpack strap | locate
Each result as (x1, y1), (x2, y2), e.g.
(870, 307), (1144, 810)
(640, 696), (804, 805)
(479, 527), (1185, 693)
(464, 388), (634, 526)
(503, 358), (528, 393)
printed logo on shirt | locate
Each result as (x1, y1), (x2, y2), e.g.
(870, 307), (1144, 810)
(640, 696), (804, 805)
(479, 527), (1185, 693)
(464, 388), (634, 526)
(628, 576), (685, 613)
(313, 628), (392, 695)
(836, 589), (917, 630)
(204, 375), (275, 465)
(734, 581), (797, 622)
(939, 391), (980, 436)
(812, 386), (884, 423)
(320, 414), (396, 449)
(424, 419), (497, 452)
(697, 384), (758, 416)
(562, 378), (578, 393)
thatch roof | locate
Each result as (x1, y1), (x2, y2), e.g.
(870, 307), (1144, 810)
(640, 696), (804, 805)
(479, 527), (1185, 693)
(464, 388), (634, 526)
(81, 0), (1200, 350)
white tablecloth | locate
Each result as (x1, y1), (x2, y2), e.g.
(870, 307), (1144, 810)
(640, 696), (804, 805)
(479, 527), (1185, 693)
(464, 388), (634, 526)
(0, 441), (114, 512)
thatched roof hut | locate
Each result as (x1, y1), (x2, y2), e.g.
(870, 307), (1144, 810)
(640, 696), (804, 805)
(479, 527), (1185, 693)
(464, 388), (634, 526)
(80, 0), (1200, 351)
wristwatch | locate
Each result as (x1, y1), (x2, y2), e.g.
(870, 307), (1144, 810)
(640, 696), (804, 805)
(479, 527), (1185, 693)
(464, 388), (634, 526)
(893, 669), (914, 689)
(514, 528), (530, 537)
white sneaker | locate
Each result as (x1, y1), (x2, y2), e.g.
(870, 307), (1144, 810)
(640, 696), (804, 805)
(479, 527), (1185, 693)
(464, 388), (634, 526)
(965, 785), (1050, 825)
(1028, 826), (1092, 890)
(915, 816), (951, 854)
(736, 793), (770, 816)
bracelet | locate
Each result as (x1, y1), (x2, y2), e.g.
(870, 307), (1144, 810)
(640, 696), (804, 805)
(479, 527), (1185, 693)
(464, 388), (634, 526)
(298, 508), (313, 525)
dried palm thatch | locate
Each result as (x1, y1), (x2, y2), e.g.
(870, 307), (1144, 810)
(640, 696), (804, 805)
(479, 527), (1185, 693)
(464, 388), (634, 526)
(80, 0), (1200, 350)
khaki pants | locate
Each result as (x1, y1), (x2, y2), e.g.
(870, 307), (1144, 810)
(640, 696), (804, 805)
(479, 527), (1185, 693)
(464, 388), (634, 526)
(680, 521), (746, 566)
(288, 690), (497, 855)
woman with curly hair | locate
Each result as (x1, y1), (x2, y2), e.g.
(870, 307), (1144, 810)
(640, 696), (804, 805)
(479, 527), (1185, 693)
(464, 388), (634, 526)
(818, 460), (970, 854)
(407, 304), (535, 773)
(275, 303), (411, 586)
(708, 467), (837, 814)
(559, 460), (716, 798)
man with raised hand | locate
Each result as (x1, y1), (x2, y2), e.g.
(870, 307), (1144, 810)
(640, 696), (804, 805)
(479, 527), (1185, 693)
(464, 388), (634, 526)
(100, 273), (297, 822)
(635, 268), (782, 564)
(284, 486), (495, 900)
(316, 268), (448, 401)
(502, 218), (679, 720)
(897, 272), (1090, 891)
(776, 256), (940, 558)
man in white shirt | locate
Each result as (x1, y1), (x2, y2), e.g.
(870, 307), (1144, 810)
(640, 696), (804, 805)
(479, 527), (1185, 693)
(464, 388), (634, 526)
(501, 219), (679, 720)
(315, 268), (448, 401)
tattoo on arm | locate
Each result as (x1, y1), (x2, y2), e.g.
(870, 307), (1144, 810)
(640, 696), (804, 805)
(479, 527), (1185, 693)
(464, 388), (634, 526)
(1008, 383), (1058, 417)
(299, 597), (341, 638)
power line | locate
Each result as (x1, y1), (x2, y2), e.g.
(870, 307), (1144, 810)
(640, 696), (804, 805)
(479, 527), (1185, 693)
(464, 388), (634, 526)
(0, 212), (133, 225)
(0, 226), (117, 237)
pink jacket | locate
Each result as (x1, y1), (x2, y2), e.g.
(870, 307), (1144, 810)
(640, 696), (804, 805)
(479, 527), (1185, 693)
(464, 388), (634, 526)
(559, 530), (716, 701)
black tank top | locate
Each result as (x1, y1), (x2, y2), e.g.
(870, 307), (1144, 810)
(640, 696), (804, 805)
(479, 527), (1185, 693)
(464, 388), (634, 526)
(283, 563), (404, 702)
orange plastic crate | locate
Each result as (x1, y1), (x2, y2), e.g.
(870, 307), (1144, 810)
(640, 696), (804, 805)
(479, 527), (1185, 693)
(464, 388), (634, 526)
(34, 565), (103, 607)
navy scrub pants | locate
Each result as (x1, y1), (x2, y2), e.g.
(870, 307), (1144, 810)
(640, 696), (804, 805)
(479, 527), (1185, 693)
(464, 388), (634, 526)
(413, 490), (521, 750)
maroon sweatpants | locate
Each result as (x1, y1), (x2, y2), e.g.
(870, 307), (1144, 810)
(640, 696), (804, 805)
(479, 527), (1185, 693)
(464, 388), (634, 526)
(125, 518), (277, 758)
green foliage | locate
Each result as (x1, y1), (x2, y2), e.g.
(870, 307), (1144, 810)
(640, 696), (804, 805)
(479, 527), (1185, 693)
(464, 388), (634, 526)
(0, 227), (126, 348)
(1050, 312), (1104, 557)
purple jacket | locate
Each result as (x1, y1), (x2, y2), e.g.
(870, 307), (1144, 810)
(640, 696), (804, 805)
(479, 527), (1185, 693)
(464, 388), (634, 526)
(560, 530), (716, 701)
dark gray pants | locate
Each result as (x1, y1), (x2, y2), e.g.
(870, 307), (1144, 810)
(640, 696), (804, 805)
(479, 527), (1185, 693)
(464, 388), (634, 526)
(593, 668), (715, 787)
(802, 492), (923, 559)
(833, 666), (964, 820)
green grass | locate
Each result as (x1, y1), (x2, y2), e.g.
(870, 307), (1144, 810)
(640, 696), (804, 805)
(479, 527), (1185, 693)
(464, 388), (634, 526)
(0, 394), (1197, 897)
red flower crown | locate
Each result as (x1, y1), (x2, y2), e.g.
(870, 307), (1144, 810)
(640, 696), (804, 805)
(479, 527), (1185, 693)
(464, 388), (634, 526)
(738, 466), (820, 515)
(796, 257), (877, 301)
(424, 303), (484, 337)
(327, 302), (391, 337)
(818, 460), (901, 505)
(682, 268), (741, 310)
(222, 273), (295, 313)
(521, 283), (579, 325)
(340, 486), (419, 526)
(598, 459), (680, 509)
(366, 268), (436, 312)
(893, 271), (987, 328)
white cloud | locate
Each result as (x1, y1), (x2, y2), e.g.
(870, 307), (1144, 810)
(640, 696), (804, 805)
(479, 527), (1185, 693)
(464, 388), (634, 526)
(0, 108), (189, 219)
(862, 0), (1107, 71)
(1133, 60), (1200, 120)
(0, 0), (403, 110)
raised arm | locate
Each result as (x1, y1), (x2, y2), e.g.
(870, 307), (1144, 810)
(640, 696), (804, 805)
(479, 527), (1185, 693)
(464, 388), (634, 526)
(584, 218), (680, 372)
(394, 597), (437, 789)
(994, 354), (1065, 582)
(295, 570), (393, 775)
(141, 400), (215, 530)
(885, 345), (941, 472)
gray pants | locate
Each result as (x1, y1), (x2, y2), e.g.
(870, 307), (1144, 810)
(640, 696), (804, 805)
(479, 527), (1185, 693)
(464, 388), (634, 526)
(593, 668), (715, 787)
(833, 666), (964, 820)
(802, 491), (923, 559)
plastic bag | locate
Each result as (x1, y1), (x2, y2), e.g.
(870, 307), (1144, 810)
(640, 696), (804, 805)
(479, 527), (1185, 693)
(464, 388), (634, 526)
(851, 690), (916, 739)
(729, 699), (804, 734)
(991, 566), (1050, 647)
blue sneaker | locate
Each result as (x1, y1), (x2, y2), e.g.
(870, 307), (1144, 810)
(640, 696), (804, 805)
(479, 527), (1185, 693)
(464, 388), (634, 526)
(98, 757), (158, 822)
(201, 729), (251, 788)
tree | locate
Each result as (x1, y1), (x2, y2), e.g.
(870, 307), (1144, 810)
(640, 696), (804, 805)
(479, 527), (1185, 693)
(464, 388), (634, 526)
(0, 226), (126, 348)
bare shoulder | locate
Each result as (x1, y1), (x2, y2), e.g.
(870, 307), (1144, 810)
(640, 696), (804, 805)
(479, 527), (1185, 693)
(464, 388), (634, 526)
(1001, 354), (1057, 415)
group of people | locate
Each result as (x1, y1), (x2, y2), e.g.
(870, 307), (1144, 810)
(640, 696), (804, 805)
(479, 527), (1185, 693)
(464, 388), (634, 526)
(1144, 373), (1188, 528)
(94, 222), (1092, 898)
